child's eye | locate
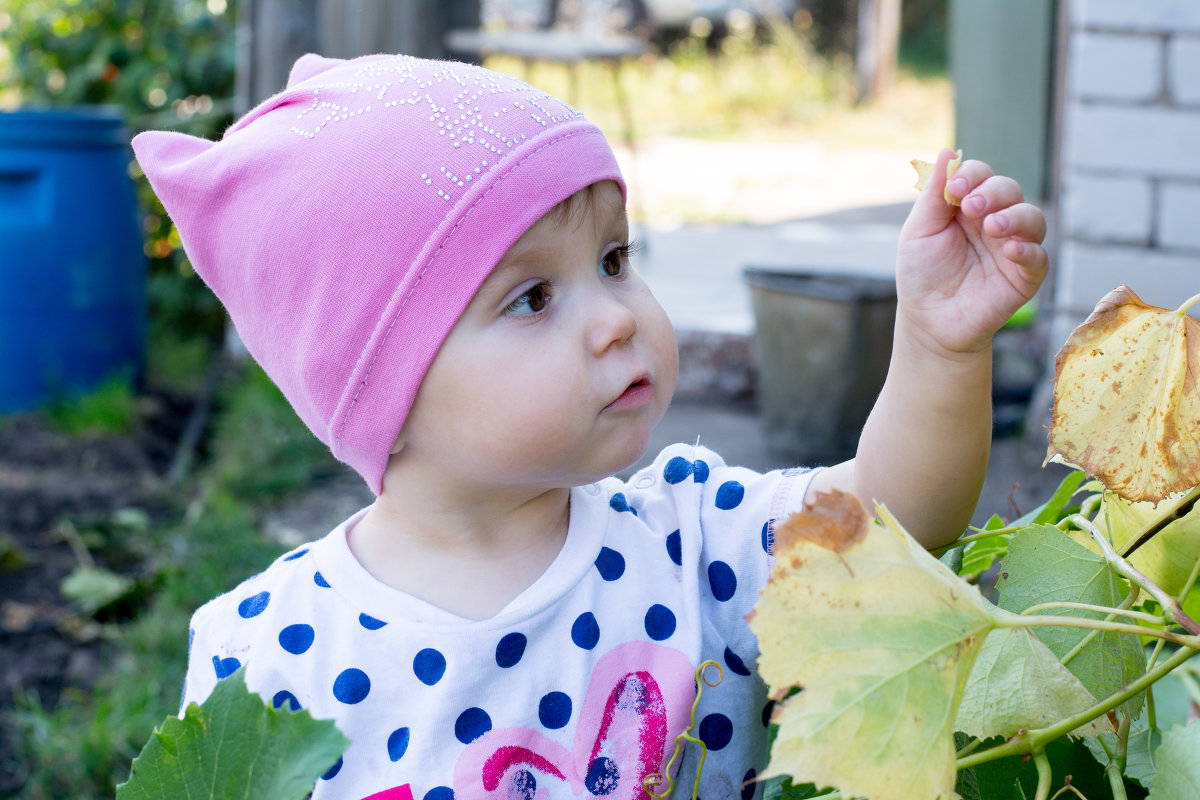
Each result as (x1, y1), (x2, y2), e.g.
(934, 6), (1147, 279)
(505, 283), (551, 316)
(600, 240), (640, 278)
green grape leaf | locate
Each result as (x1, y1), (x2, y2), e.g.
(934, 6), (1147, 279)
(1031, 470), (1089, 526)
(955, 625), (1107, 739)
(750, 491), (999, 800)
(116, 669), (349, 800)
(996, 525), (1147, 720)
(1082, 491), (1200, 597)
(1147, 721), (1200, 800)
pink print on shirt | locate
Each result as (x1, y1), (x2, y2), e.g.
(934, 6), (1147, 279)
(453, 641), (696, 800)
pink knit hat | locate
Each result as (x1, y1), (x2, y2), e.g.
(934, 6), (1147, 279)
(133, 53), (625, 494)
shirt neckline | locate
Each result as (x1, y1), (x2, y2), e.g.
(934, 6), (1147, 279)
(308, 482), (613, 632)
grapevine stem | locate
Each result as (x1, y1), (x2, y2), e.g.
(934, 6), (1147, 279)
(1105, 715), (1132, 800)
(956, 644), (1199, 772)
(994, 612), (1199, 647)
(955, 736), (983, 758)
(931, 527), (1012, 557)
(1033, 750), (1052, 800)
(1020, 601), (1162, 626)
(1118, 485), (1200, 560)
(1175, 292), (1200, 316)
(1069, 514), (1200, 635)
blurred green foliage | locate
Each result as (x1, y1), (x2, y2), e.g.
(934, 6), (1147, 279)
(0, 0), (240, 379)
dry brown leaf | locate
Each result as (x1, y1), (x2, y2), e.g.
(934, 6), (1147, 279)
(1046, 285), (1200, 502)
(911, 149), (962, 206)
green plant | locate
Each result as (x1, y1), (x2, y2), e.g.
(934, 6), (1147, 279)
(41, 369), (138, 434)
(9, 362), (329, 799)
(754, 289), (1200, 800)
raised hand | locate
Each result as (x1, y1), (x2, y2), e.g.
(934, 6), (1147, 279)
(896, 148), (1050, 360)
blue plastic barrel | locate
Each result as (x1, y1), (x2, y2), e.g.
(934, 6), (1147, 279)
(0, 106), (146, 413)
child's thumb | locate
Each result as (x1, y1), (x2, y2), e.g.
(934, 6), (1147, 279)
(907, 148), (959, 236)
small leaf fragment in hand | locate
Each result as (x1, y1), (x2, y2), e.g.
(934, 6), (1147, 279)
(911, 148), (963, 206)
(1046, 285), (1200, 502)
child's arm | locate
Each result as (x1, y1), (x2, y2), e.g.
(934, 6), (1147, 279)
(806, 149), (1050, 548)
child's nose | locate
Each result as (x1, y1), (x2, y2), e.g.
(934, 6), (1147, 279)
(585, 291), (638, 356)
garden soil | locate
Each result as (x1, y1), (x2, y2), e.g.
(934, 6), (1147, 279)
(0, 393), (192, 794)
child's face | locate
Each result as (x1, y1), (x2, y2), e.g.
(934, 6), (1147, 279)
(389, 181), (678, 492)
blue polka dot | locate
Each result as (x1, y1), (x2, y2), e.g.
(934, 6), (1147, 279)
(594, 547), (625, 581)
(333, 668), (371, 704)
(666, 530), (682, 565)
(455, 707), (492, 744)
(715, 481), (745, 510)
(724, 646), (751, 677)
(571, 612), (600, 650)
(708, 560), (737, 602)
(693, 460), (710, 483)
(425, 788), (454, 800)
(509, 769), (537, 800)
(761, 521), (772, 554)
(272, 690), (300, 711)
(387, 727), (410, 761)
(742, 769), (758, 800)
(212, 655), (240, 679)
(237, 591), (270, 618)
(586, 756), (620, 795)
(644, 604), (676, 641)
(321, 756), (343, 780)
(314, 571), (330, 588)
(663, 456), (693, 484)
(283, 548), (308, 561)
(496, 632), (527, 668)
(538, 691), (572, 729)
(279, 623), (314, 654)
(698, 712), (733, 750)
(413, 648), (447, 685)
(609, 493), (637, 515)
(762, 701), (774, 727)
(359, 613), (387, 630)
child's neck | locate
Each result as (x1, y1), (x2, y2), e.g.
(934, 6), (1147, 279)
(348, 483), (571, 621)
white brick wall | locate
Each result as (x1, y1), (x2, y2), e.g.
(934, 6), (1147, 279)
(1054, 0), (1200, 323)
(1168, 37), (1200, 105)
(1069, 31), (1161, 102)
(1062, 174), (1151, 244)
(1159, 182), (1200, 250)
(1073, 0), (1200, 33)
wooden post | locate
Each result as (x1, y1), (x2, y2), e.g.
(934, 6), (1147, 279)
(855, 0), (902, 102)
(237, 0), (483, 112)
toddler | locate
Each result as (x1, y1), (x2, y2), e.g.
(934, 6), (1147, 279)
(133, 53), (1048, 800)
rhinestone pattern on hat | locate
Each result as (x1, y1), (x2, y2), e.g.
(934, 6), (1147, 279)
(289, 55), (583, 205)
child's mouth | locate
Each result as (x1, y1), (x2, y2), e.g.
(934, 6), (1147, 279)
(606, 376), (654, 411)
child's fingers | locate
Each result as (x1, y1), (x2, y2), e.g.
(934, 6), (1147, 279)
(1003, 238), (1050, 288)
(943, 159), (997, 206)
(983, 202), (1047, 244)
(908, 148), (961, 235)
(956, 174), (1024, 219)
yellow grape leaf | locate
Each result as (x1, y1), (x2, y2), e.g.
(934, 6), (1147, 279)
(1046, 285), (1200, 503)
(911, 149), (963, 206)
(1066, 491), (1200, 597)
(750, 490), (998, 800)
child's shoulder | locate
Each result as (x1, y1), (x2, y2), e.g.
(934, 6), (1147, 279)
(190, 527), (344, 630)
